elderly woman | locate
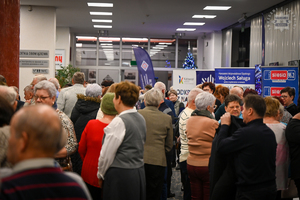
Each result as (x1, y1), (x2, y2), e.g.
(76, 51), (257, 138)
(79, 93), (118, 200)
(263, 97), (289, 199)
(138, 89), (173, 200)
(168, 89), (184, 117)
(186, 92), (219, 200)
(34, 80), (77, 171)
(97, 81), (146, 200)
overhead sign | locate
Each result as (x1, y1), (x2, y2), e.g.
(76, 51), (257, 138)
(196, 70), (215, 84)
(173, 69), (196, 103)
(32, 69), (49, 74)
(19, 60), (49, 67)
(55, 49), (65, 69)
(20, 50), (49, 58)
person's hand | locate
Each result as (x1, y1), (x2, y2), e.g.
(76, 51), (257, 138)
(221, 112), (231, 126)
(98, 178), (103, 188)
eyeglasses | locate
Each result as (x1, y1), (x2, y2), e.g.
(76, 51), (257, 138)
(280, 95), (289, 99)
(34, 95), (50, 101)
(213, 105), (218, 110)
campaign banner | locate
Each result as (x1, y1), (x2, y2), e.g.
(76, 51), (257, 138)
(215, 68), (255, 90)
(262, 66), (298, 104)
(196, 70), (215, 84)
(173, 69), (197, 103)
(133, 47), (155, 89)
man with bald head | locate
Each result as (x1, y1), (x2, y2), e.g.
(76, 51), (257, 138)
(0, 105), (91, 199)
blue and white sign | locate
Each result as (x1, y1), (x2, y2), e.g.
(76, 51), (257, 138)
(196, 71), (215, 84)
(215, 68), (255, 90)
(262, 66), (298, 104)
(173, 69), (197, 103)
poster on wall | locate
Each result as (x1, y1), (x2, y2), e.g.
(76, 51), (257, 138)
(215, 68), (255, 90)
(196, 70), (215, 85)
(55, 49), (65, 70)
(262, 66), (298, 104)
(173, 69), (196, 103)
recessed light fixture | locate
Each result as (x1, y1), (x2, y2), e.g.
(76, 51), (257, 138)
(156, 45), (168, 47)
(203, 6), (231, 10)
(184, 22), (205, 26)
(87, 3), (113, 7)
(176, 28), (196, 31)
(192, 15), (216, 18)
(76, 43), (83, 47)
(94, 25), (112, 28)
(90, 12), (112, 16)
(159, 43), (172, 45)
(100, 43), (113, 46)
(92, 19), (112, 23)
(153, 47), (164, 49)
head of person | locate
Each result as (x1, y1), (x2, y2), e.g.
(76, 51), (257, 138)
(0, 95), (14, 127)
(168, 89), (178, 102)
(31, 74), (47, 89)
(230, 86), (244, 100)
(101, 75), (114, 95)
(242, 94), (266, 124)
(264, 96), (280, 120)
(107, 83), (117, 93)
(202, 82), (215, 94)
(218, 86), (230, 103)
(114, 81), (139, 112)
(72, 72), (85, 85)
(195, 92), (216, 113)
(34, 80), (56, 107)
(100, 93), (118, 116)
(280, 87), (295, 107)
(144, 88), (164, 107)
(48, 77), (60, 91)
(7, 105), (63, 166)
(0, 86), (17, 110)
(154, 81), (166, 97)
(145, 84), (152, 92)
(86, 83), (102, 98)
(0, 75), (7, 85)
(243, 88), (258, 98)
(214, 85), (223, 100)
(24, 85), (34, 100)
(187, 88), (203, 109)
(224, 94), (242, 117)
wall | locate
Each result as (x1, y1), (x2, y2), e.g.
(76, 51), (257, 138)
(56, 27), (70, 67)
(19, 6), (56, 100)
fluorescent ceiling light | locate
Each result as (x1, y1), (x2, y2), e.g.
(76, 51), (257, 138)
(122, 37), (148, 41)
(192, 15), (216, 18)
(176, 28), (196, 31)
(151, 49), (161, 52)
(156, 45), (168, 47)
(153, 47), (164, 49)
(76, 36), (96, 39)
(100, 41), (112, 42)
(159, 43), (172, 45)
(87, 3), (113, 7)
(102, 46), (113, 48)
(101, 43), (113, 46)
(184, 22), (205, 26)
(203, 6), (231, 10)
(90, 12), (112, 16)
(92, 19), (112, 23)
(76, 43), (82, 47)
(94, 25), (112, 28)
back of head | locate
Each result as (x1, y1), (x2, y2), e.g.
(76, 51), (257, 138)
(264, 96), (280, 118)
(0, 95), (14, 127)
(34, 74), (47, 83)
(154, 81), (166, 92)
(219, 86), (229, 98)
(230, 87), (243, 98)
(0, 86), (17, 105)
(11, 105), (63, 157)
(101, 75), (114, 87)
(225, 94), (242, 107)
(86, 83), (102, 98)
(72, 72), (85, 84)
(145, 84), (152, 90)
(0, 75), (7, 84)
(107, 83), (117, 93)
(100, 93), (118, 115)
(115, 81), (139, 107)
(195, 92), (216, 111)
(244, 94), (266, 118)
(243, 88), (258, 98)
(48, 77), (60, 90)
(187, 88), (203, 103)
(144, 88), (163, 107)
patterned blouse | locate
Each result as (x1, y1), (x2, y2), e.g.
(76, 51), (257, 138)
(56, 109), (78, 168)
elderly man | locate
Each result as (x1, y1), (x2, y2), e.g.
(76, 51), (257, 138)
(138, 88), (173, 200)
(0, 105), (91, 199)
(0, 86), (17, 111)
(57, 72), (86, 117)
(31, 74), (47, 89)
(217, 94), (243, 123)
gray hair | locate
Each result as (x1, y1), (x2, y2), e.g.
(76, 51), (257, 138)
(0, 86), (17, 105)
(144, 88), (164, 107)
(24, 85), (33, 93)
(278, 104), (284, 117)
(73, 72), (85, 84)
(195, 92), (216, 111)
(33, 75), (47, 83)
(86, 83), (102, 97)
(154, 81), (166, 91)
(188, 88), (203, 103)
(48, 78), (60, 90)
(34, 80), (56, 98)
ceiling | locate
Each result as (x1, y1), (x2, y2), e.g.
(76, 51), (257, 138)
(20, 0), (285, 39)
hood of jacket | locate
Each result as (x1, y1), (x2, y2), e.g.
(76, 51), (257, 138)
(74, 94), (101, 114)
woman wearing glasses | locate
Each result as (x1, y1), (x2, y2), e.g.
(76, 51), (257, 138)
(34, 80), (77, 171)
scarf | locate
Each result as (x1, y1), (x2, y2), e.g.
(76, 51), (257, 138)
(191, 109), (215, 120)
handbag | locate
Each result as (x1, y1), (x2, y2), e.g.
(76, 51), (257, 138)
(281, 178), (298, 198)
(61, 156), (73, 172)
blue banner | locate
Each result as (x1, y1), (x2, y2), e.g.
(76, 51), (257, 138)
(196, 71), (215, 84)
(261, 66), (298, 104)
(133, 47), (155, 89)
(262, 13), (265, 66)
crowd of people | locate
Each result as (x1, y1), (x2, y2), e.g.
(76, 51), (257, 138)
(1, 72), (300, 200)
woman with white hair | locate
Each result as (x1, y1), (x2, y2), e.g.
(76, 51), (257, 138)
(186, 92), (219, 200)
(34, 80), (77, 171)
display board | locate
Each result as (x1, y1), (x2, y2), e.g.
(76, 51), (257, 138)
(196, 70), (215, 84)
(173, 69), (197, 102)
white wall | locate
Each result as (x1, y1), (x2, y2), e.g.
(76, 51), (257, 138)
(56, 27), (70, 66)
(19, 6), (56, 100)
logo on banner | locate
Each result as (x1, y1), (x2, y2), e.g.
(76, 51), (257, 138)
(266, 7), (297, 32)
(264, 70), (296, 82)
(141, 61), (149, 72)
(264, 86), (285, 96)
(179, 76), (184, 84)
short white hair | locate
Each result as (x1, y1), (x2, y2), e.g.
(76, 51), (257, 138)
(188, 88), (203, 103)
(48, 78), (60, 90)
(0, 86), (17, 105)
(195, 92), (216, 111)
(144, 88), (163, 107)
(34, 80), (56, 98)
(154, 81), (166, 91)
(86, 83), (102, 98)
(24, 85), (33, 93)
